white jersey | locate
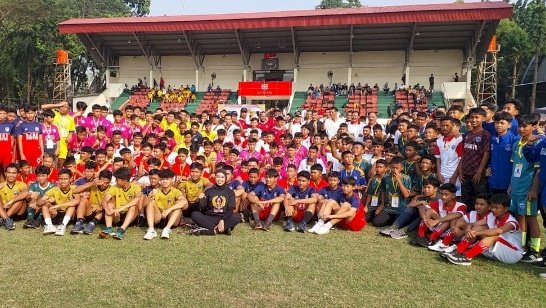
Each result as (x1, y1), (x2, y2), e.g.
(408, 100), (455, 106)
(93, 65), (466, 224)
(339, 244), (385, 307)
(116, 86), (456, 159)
(435, 135), (463, 181)
(427, 200), (467, 218)
(463, 211), (489, 224)
(483, 212), (523, 264)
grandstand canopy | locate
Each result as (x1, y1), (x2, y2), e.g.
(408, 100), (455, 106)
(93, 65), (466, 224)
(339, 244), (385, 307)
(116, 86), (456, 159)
(59, 2), (511, 67)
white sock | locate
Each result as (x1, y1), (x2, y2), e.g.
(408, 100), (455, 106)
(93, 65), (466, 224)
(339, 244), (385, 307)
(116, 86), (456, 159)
(317, 219), (325, 225)
(324, 222), (333, 230)
(62, 215), (70, 226)
(45, 218), (53, 226)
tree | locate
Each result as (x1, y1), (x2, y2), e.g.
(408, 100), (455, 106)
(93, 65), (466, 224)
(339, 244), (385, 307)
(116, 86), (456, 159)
(513, 0), (546, 112)
(316, 0), (362, 9)
(496, 20), (530, 98)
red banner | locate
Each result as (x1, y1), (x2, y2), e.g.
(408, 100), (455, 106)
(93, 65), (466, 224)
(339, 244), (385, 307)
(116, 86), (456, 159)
(238, 81), (292, 97)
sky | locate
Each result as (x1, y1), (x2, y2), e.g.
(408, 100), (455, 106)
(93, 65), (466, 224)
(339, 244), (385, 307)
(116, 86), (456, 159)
(149, 0), (473, 16)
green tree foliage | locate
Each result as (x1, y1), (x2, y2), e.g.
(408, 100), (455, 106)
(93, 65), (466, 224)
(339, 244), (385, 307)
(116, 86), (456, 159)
(316, 0), (362, 9)
(496, 19), (530, 98)
(0, 0), (150, 104)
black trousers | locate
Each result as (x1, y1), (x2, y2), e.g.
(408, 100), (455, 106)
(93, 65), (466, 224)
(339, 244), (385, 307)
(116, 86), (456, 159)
(373, 211), (397, 227)
(191, 212), (240, 233)
(461, 177), (488, 212)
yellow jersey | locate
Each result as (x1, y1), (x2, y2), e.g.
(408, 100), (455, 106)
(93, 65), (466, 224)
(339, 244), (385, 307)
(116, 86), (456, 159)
(179, 178), (210, 203)
(0, 181), (27, 204)
(108, 183), (142, 210)
(89, 185), (110, 208)
(45, 185), (76, 211)
(152, 187), (183, 210)
(53, 111), (75, 139)
(201, 130), (217, 142)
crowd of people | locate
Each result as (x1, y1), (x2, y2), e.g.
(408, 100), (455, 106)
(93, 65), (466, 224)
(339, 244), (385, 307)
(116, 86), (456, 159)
(0, 96), (545, 277)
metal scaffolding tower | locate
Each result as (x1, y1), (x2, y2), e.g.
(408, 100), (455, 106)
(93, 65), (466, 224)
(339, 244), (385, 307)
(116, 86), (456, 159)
(52, 59), (72, 103)
(475, 41), (500, 106)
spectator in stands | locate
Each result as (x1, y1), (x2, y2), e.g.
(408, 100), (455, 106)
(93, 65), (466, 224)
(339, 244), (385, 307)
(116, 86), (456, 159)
(429, 74), (434, 92)
(453, 73), (459, 82)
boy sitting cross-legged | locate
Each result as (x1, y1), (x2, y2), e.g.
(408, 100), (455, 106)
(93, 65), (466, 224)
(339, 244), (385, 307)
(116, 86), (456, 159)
(72, 170), (112, 235)
(99, 167), (142, 240)
(143, 169), (188, 240)
(311, 177), (366, 235)
(247, 168), (286, 231)
(38, 168), (80, 236)
(283, 171), (318, 233)
(445, 193), (524, 265)
(24, 165), (56, 229)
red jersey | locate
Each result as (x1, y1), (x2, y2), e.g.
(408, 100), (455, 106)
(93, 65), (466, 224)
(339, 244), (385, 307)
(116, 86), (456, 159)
(309, 178), (328, 191)
(278, 178), (297, 191)
(15, 122), (42, 153)
(17, 173), (37, 185)
(48, 168), (59, 183)
(172, 161), (190, 177)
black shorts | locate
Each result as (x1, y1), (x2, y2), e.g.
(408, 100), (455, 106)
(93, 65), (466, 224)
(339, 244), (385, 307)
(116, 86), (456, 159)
(183, 202), (202, 217)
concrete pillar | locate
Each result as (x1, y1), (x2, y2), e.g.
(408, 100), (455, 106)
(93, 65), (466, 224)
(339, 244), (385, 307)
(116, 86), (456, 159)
(293, 68), (298, 94)
(149, 68), (153, 88)
(404, 66), (410, 86)
(243, 69), (247, 82)
(195, 69), (199, 92)
(348, 67), (352, 86)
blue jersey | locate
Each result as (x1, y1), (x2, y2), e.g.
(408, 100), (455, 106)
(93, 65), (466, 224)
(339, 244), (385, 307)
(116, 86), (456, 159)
(252, 184), (285, 200)
(242, 181), (263, 193)
(483, 121), (496, 138)
(522, 136), (546, 205)
(511, 140), (538, 195)
(227, 180), (242, 191)
(318, 186), (343, 202)
(74, 177), (92, 186)
(340, 168), (366, 188)
(287, 186), (316, 200)
(339, 192), (361, 209)
(14, 121), (42, 138)
(509, 118), (519, 137)
(489, 132), (519, 190)
(0, 121), (14, 143)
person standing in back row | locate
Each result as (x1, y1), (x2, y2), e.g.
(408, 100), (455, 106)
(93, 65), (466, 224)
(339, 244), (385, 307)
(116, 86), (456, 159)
(429, 74), (434, 92)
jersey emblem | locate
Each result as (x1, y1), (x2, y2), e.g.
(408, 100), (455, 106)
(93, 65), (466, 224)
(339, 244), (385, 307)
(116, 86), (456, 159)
(475, 136), (481, 143)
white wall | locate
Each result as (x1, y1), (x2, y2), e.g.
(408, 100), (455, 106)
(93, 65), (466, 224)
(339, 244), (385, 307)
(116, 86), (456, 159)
(113, 56), (151, 86)
(351, 51), (405, 90)
(200, 55), (244, 91)
(154, 56), (196, 88)
(296, 52), (349, 91)
(409, 50), (464, 90)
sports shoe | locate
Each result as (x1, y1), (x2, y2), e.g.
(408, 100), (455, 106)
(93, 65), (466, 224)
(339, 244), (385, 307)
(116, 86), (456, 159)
(23, 218), (34, 229)
(241, 209), (252, 222)
(99, 227), (114, 239)
(410, 236), (432, 247)
(446, 252), (472, 266)
(43, 224), (57, 235)
(83, 222), (96, 235)
(254, 221), (263, 230)
(283, 220), (295, 232)
(308, 221), (323, 234)
(263, 221), (272, 231)
(443, 244), (457, 254)
(189, 227), (215, 236)
(390, 228), (408, 240)
(71, 221), (85, 234)
(33, 215), (43, 229)
(143, 228), (157, 240)
(428, 240), (449, 252)
(540, 273), (546, 280)
(297, 221), (306, 233)
(315, 224), (331, 235)
(531, 260), (546, 268)
(4, 218), (15, 231)
(379, 226), (396, 236)
(113, 228), (125, 240)
(55, 224), (66, 236)
(0, 218), (4, 227)
(161, 228), (171, 239)
(521, 250), (543, 263)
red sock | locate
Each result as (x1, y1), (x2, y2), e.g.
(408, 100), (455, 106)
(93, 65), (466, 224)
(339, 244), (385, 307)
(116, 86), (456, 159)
(442, 232), (454, 246)
(456, 238), (471, 254)
(464, 241), (488, 259)
(429, 228), (443, 241)
(418, 221), (427, 238)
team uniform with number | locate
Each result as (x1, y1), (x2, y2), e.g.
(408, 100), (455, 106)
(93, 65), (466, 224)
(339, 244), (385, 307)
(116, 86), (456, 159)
(481, 213), (523, 264)
(15, 121), (43, 167)
(251, 184), (285, 221)
(287, 186), (316, 223)
(151, 188), (183, 211)
(0, 122), (14, 167)
(108, 183), (142, 213)
(0, 181), (27, 209)
(45, 185), (76, 212)
(509, 140), (539, 216)
(337, 192), (366, 231)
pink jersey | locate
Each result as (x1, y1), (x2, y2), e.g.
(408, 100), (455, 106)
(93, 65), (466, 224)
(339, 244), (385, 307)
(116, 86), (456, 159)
(85, 117), (112, 133)
(67, 134), (95, 152)
(42, 124), (60, 141)
(240, 150), (263, 162)
(111, 122), (132, 140)
(294, 145), (309, 162)
(74, 115), (88, 128)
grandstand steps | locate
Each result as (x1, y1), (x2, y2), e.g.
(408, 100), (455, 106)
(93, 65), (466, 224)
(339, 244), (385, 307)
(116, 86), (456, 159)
(289, 92), (307, 114)
(334, 95), (347, 115)
(146, 99), (160, 112)
(429, 91), (446, 107)
(111, 92), (130, 111)
(377, 93), (393, 118)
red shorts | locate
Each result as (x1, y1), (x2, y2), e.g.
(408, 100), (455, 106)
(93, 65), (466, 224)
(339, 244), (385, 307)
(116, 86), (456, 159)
(339, 205), (366, 232)
(258, 203), (281, 221)
(0, 152), (13, 168)
(23, 151), (42, 168)
(292, 203), (309, 223)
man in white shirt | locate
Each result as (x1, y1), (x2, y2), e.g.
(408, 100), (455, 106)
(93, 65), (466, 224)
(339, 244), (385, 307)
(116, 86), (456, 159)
(347, 111), (365, 142)
(324, 107), (345, 139)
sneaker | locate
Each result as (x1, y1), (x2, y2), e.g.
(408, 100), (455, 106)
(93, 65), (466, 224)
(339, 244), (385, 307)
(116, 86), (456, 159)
(428, 240), (449, 252)
(160, 228), (171, 239)
(315, 224), (331, 235)
(4, 218), (15, 231)
(539, 273), (546, 280)
(43, 224), (57, 235)
(33, 215), (43, 229)
(71, 221), (85, 234)
(521, 250), (544, 263)
(99, 227), (114, 239)
(254, 221), (263, 230)
(189, 227), (215, 236)
(283, 220), (295, 232)
(379, 226), (396, 236)
(23, 218), (34, 229)
(308, 222), (323, 234)
(296, 221), (306, 233)
(444, 244), (457, 254)
(263, 221), (272, 231)
(136, 215), (147, 228)
(0, 218), (4, 227)
(410, 236), (432, 247)
(83, 222), (96, 235)
(113, 228), (125, 240)
(390, 229), (408, 240)
(531, 260), (546, 268)
(143, 228), (157, 240)
(241, 209), (252, 222)
(446, 252), (472, 266)
(55, 224), (66, 236)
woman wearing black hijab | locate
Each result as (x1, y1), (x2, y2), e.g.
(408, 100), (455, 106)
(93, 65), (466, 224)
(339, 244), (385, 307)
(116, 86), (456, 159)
(190, 169), (240, 235)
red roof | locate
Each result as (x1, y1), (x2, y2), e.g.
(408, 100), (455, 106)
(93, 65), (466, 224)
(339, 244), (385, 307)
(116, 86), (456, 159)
(59, 2), (512, 34)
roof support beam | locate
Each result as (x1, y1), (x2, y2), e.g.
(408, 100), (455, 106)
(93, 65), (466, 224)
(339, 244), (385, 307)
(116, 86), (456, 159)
(183, 31), (203, 69)
(132, 32), (161, 67)
(291, 27), (300, 67)
(405, 23), (417, 64)
(84, 34), (106, 65)
(235, 30), (251, 68)
(349, 25), (354, 66)
(466, 20), (486, 62)
(82, 34), (119, 68)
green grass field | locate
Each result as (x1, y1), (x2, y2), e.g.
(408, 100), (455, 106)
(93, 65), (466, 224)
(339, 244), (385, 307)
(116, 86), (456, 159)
(1, 223), (545, 307)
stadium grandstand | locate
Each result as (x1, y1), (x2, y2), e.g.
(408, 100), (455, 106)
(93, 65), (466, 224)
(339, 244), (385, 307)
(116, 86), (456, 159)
(58, 1), (511, 118)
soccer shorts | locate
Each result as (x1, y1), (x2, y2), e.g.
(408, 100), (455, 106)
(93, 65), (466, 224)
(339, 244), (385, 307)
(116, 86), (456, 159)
(482, 234), (523, 264)
(258, 203), (281, 221)
(58, 139), (68, 160)
(0, 151), (13, 168)
(510, 194), (538, 216)
(24, 151), (42, 168)
(340, 205), (366, 232)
